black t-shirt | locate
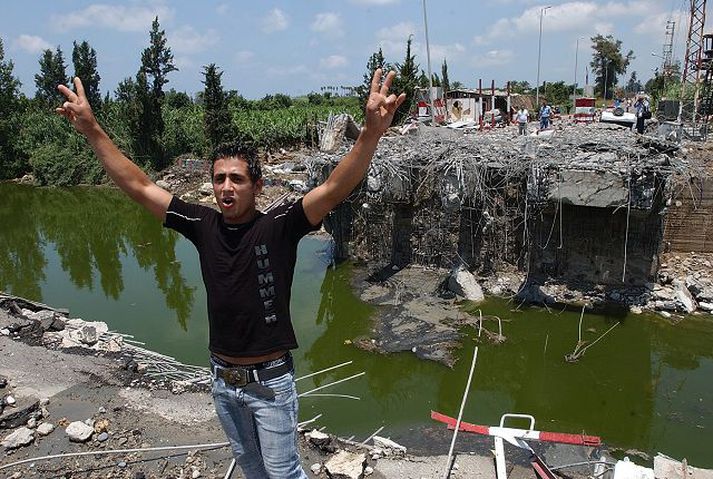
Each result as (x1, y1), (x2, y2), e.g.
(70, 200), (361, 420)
(163, 196), (320, 357)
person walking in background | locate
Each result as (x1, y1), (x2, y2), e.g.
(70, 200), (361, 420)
(634, 94), (651, 134)
(516, 107), (529, 135)
(56, 69), (405, 479)
(538, 99), (551, 130)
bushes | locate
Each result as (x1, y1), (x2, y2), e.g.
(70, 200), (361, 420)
(8, 95), (363, 186)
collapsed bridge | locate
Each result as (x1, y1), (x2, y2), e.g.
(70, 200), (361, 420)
(307, 123), (710, 290)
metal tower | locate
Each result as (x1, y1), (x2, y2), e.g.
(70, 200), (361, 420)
(662, 20), (676, 76)
(679, 0), (708, 138)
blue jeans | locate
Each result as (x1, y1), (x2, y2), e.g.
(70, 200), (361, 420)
(540, 116), (550, 129)
(211, 358), (307, 479)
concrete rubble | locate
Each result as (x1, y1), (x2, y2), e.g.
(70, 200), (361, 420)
(307, 122), (713, 321)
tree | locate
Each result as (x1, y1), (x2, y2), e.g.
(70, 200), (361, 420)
(72, 40), (102, 109)
(0, 38), (26, 178)
(441, 58), (450, 93)
(165, 88), (192, 109)
(625, 71), (643, 94)
(509, 80), (531, 94)
(590, 34), (634, 99)
(202, 63), (233, 150)
(541, 81), (574, 107)
(645, 64), (680, 102)
(138, 16), (177, 170)
(359, 47), (388, 108)
(34, 46), (68, 105)
(392, 36), (419, 124)
(451, 80), (464, 90)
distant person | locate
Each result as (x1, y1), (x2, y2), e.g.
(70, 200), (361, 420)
(57, 70), (405, 479)
(634, 95), (651, 134)
(516, 107), (529, 135)
(539, 99), (552, 130)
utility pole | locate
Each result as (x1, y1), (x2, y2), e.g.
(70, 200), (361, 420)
(535, 6), (552, 109)
(422, 0), (434, 124)
(573, 37), (583, 116)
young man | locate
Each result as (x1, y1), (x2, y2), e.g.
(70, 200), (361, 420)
(57, 69), (405, 479)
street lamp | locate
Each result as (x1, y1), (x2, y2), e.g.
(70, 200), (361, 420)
(535, 5), (552, 109)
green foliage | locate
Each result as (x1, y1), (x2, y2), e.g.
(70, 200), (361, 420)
(441, 58), (450, 93)
(137, 16), (177, 170)
(359, 48), (389, 109)
(202, 63), (232, 151)
(625, 71), (643, 94)
(645, 68), (681, 104)
(34, 46), (68, 105)
(510, 80), (531, 94)
(0, 38), (27, 179)
(392, 36), (419, 124)
(140, 17), (178, 98)
(230, 103), (362, 152)
(165, 89), (192, 109)
(72, 40), (102, 109)
(162, 103), (205, 160)
(540, 81), (575, 108)
(590, 34), (634, 99)
(18, 103), (103, 186)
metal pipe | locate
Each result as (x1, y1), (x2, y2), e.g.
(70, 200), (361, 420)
(298, 371), (365, 397)
(443, 346), (479, 479)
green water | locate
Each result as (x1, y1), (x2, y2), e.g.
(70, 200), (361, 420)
(1, 183), (712, 466)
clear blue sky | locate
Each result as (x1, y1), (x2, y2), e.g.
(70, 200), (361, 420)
(1, 0), (705, 99)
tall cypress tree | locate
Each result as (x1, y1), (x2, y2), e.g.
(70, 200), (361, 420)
(72, 40), (102, 109)
(34, 46), (68, 105)
(393, 36), (419, 124)
(0, 38), (25, 178)
(138, 16), (178, 170)
(359, 48), (387, 109)
(441, 58), (450, 94)
(202, 63), (233, 150)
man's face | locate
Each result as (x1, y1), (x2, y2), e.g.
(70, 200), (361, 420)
(212, 157), (263, 224)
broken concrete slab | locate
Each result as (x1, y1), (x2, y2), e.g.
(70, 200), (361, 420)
(324, 450), (366, 479)
(1, 426), (34, 450)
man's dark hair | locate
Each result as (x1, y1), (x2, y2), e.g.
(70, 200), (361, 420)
(209, 141), (262, 183)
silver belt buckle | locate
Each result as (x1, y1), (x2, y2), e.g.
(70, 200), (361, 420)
(224, 367), (249, 387)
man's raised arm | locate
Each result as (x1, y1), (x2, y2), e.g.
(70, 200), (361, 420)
(57, 77), (172, 221)
(302, 69), (405, 226)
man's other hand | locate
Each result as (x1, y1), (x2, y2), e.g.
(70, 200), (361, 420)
(56, 77), (98, 137)
(363, 68), (406, 138)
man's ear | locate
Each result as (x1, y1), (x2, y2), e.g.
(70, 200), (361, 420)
(254, 178), (264, 196)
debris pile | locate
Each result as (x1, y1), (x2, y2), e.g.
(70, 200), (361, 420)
(308, 122), (712, 316)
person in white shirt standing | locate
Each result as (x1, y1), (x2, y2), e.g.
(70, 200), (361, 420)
(516, 108), (529, 135)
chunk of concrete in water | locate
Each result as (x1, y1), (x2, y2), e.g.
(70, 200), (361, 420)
(673, 280), (697, 313)
(372, 436), (407, 457)
(447, 266), (484, 303)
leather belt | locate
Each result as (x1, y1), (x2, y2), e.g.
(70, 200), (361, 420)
(211, 356), (292, 388)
